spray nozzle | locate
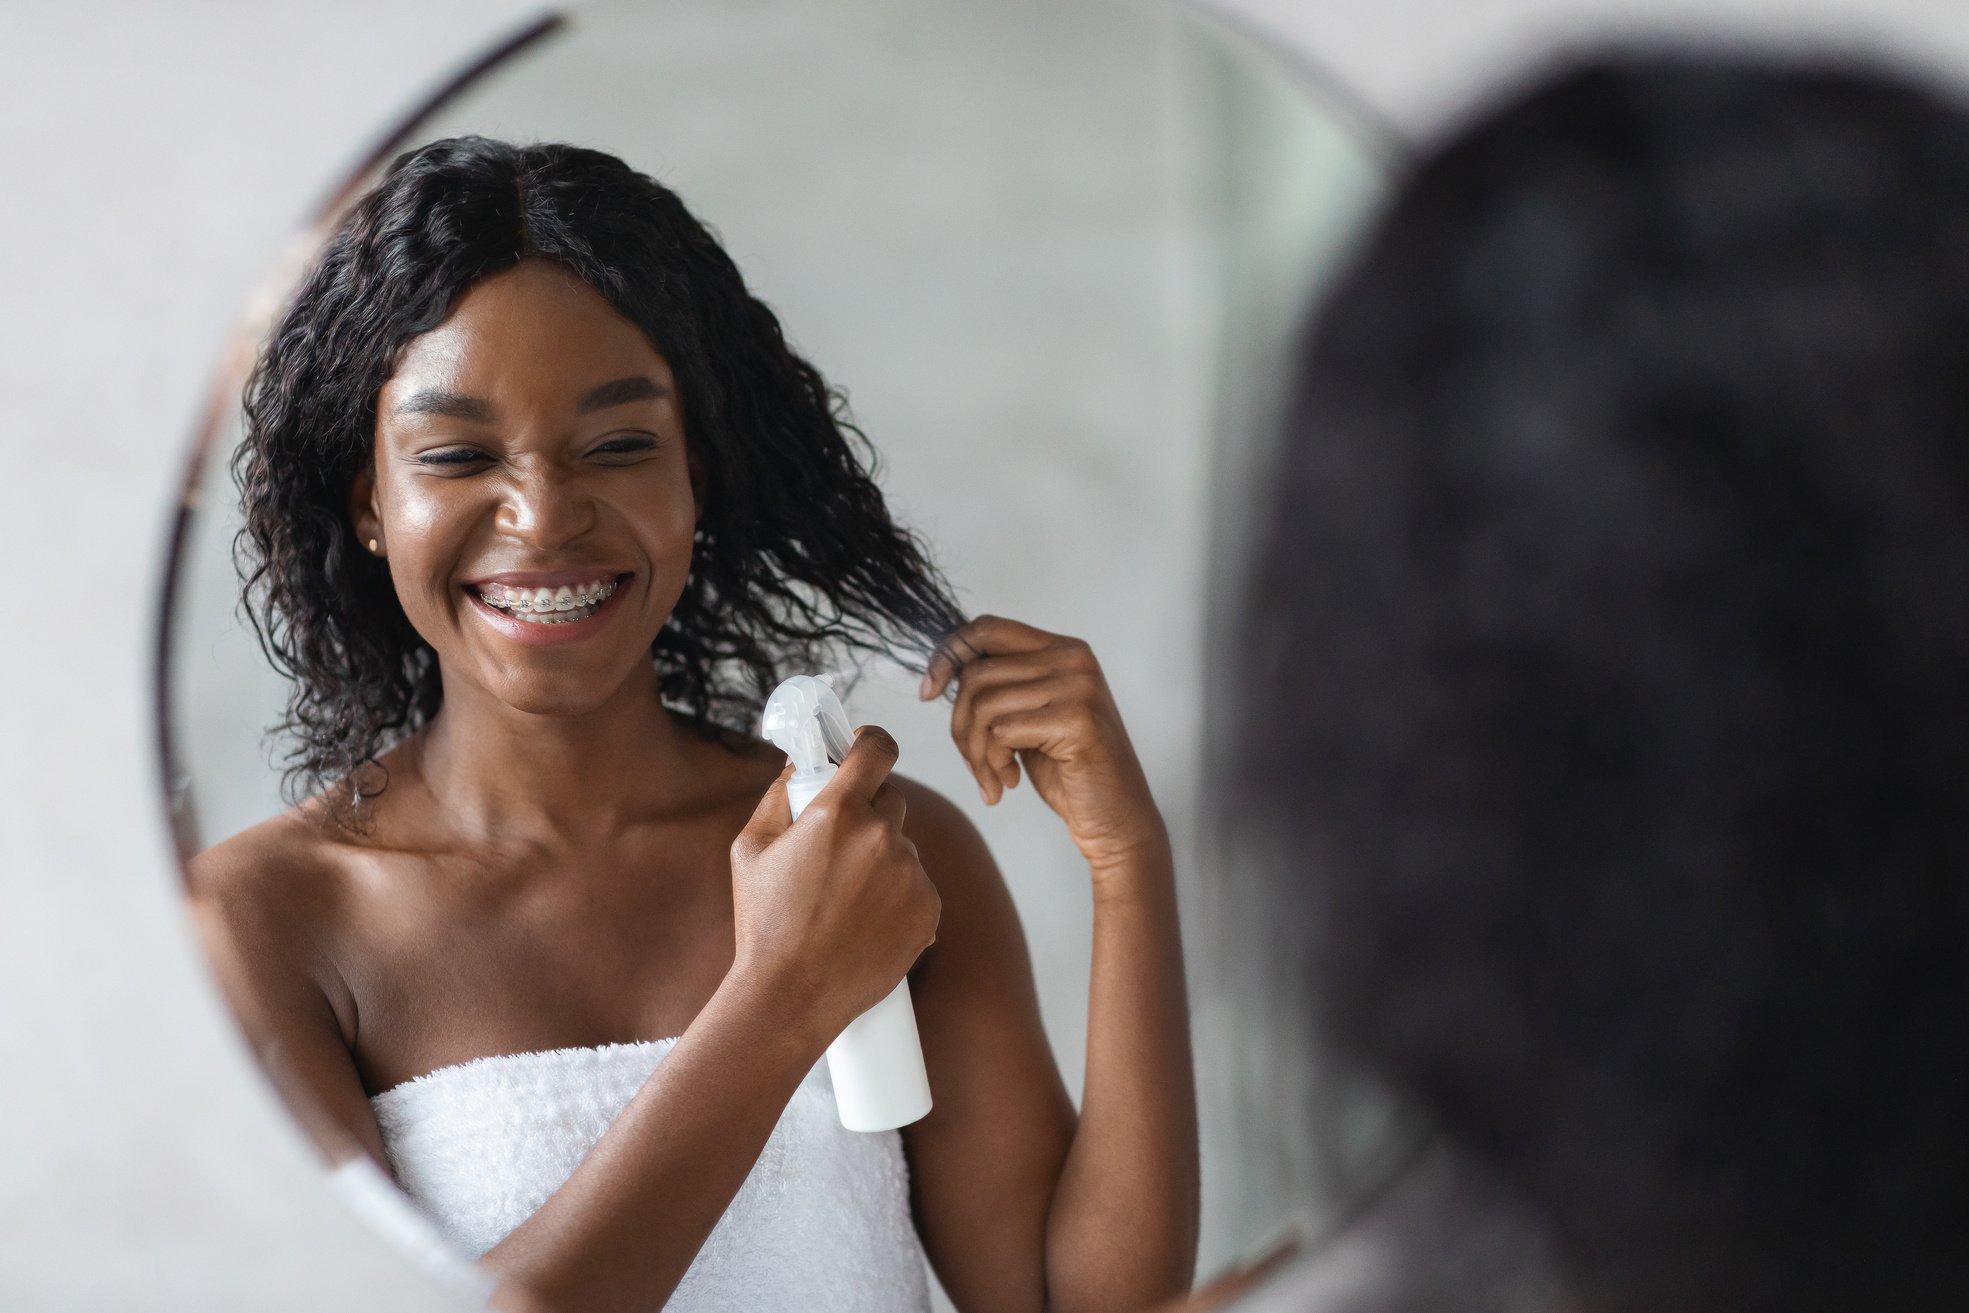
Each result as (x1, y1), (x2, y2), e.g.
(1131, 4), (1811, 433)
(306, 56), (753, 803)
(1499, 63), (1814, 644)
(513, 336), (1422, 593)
(761, 675), (857, 775)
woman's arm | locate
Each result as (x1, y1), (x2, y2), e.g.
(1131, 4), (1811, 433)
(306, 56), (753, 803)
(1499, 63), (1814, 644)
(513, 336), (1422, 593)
(905, 616), (1199, 1313)
(189, 729), (938, 1313)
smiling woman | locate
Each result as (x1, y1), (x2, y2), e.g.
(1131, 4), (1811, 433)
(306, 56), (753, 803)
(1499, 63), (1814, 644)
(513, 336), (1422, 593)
(185, 135), (1200, 1313)
(233, 139), (967, 819)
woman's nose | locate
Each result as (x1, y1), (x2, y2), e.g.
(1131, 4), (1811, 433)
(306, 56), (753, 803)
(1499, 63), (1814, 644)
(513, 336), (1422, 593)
(495, 466), (599, 548)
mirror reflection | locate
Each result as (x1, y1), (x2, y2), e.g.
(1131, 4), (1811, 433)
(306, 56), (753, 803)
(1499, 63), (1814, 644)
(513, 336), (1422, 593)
(161, 2), (1388, 1308)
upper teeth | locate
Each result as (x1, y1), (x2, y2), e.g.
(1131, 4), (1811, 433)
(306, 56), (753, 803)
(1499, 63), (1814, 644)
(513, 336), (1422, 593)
(478, 579), (618, 612)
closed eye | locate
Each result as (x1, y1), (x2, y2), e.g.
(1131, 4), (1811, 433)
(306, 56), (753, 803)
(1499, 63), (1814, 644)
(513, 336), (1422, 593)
(412, 447), (493, 468)
(592, 435), (659, 459)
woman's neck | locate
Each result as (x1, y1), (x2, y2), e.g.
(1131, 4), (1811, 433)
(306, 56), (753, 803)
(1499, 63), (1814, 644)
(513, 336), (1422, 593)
(405, 666), (711, 847)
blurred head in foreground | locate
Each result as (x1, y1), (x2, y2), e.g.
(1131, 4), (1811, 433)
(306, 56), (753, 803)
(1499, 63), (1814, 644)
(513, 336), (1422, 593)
(1236, 51), (1969, 1313)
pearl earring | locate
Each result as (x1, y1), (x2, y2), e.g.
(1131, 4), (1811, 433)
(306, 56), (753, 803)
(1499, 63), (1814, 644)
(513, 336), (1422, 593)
(368, 538), (381, 555)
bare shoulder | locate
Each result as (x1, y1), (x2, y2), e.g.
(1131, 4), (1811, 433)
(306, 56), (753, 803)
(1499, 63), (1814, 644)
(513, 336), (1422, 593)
(183, 803), (358, 1041)
(185, 802), (347, 925)
(183, 803), (389, 1163)
(890, 773), (997, 882)
(888, 774), (1039, 984)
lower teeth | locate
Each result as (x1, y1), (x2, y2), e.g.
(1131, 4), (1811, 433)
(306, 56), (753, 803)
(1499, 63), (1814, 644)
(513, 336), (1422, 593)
(514, 607), (597, 624)
(483, 594), (609, 624)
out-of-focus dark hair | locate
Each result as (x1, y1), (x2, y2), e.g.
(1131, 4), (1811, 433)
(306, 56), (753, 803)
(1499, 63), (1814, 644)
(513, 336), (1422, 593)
(235, 137), (964, 815)
(1235, 52), (1969, 1313)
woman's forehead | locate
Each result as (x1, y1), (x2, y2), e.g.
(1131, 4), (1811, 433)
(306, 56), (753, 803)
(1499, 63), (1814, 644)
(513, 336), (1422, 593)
(379, 262), (674, 414)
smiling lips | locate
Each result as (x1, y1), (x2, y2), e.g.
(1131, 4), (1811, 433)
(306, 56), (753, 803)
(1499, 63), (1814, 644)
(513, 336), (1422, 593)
(464, 570), (632, 639)
(475, 576), (621, 624)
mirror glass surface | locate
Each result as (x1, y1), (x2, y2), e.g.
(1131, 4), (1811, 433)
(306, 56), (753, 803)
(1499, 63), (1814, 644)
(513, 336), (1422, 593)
(163, 0), (1390, 1299)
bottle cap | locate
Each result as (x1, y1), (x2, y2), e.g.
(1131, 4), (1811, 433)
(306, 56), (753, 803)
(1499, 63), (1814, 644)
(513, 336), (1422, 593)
(761, 675), (856, 774)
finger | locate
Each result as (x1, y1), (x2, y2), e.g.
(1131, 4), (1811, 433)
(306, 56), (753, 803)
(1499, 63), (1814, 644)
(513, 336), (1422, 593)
(916, 866), (941, 951)
(931, 640), (1095, 712)
(980, 705), (1079, 760)
(919, 641), (962, 701)
(954, 614), (1065, 657)
(946, 705), (999, 806)
(946, 654), (1054, 752)
(870, 781), (908, 831)
(984, 740), (1020, 800)
(919, 627), (986, 701)
(734, 757), (797, 856)
(945, 649), (1062, 697)
(947, 667), (991, 800)
(821, 724), (901, 808)
(957, 680), (1055, 800)
(921, 615), (1071, 698)
(943, 652), (1073, 770)
(949, 671), (1017, 803)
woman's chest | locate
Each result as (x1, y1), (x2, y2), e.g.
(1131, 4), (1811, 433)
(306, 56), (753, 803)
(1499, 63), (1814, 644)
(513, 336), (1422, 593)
(332, 831), (742, 1096)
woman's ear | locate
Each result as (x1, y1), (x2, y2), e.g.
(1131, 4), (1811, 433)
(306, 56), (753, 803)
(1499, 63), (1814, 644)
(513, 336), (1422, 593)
(349, 463), (383, 556)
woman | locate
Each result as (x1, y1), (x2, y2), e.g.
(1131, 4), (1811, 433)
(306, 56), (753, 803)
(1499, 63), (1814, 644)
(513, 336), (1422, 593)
(1220, 50), (1969, 1313)
(187, 136), (1196, 1313)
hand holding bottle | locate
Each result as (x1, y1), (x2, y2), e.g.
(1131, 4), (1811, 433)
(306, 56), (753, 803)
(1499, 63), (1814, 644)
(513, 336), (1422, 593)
(727, 726), (941, 1045)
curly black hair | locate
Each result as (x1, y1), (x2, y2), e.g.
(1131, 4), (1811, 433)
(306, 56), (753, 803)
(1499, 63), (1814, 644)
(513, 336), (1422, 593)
(235, 136), (966, 814)
(1235, 52), (1969, 1313)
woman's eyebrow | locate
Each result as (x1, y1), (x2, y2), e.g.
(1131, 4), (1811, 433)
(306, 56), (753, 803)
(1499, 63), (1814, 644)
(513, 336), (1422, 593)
(576, 375), (668, 413)
(391, 389), (495, 422)
(388, 376), (666, 421)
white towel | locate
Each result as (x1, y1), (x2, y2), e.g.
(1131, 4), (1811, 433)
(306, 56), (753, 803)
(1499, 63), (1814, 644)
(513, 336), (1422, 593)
(370, 1039), (931, 1313)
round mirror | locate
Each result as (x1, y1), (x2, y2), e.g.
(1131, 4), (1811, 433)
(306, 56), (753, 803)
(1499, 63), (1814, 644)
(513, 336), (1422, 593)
(160, 1), (1392, 1306)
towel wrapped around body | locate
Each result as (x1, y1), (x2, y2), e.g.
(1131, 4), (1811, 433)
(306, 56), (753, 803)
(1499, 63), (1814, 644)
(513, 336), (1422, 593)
(368, 1038), (931, 1313)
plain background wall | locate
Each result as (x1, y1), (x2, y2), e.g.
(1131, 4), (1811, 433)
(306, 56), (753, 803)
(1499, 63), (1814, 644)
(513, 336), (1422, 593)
(9, 1), (1969, 1309)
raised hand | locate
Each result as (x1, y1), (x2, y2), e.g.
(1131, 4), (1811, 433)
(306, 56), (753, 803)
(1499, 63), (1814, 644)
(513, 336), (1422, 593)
(728, 727), (941, 1038)
(920, 614), (1167, 875)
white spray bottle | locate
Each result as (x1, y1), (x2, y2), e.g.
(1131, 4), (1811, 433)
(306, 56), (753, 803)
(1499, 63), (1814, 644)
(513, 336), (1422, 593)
(761, 674), (934, 1132)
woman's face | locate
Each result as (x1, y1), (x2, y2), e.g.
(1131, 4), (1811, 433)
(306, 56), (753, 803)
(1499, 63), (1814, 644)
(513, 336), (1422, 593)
(356, 258), (700, 718)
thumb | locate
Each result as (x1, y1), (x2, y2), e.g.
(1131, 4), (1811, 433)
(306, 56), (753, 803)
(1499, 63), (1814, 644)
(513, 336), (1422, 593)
(824, 725), (901, 809)
(734, 757), (796, 858)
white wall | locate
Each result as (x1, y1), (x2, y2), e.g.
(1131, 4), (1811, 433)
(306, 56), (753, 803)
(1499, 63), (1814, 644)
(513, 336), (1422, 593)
(7, 1), (1969, 1309)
